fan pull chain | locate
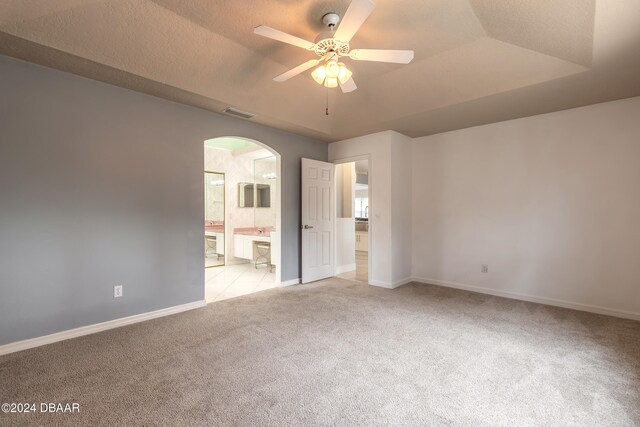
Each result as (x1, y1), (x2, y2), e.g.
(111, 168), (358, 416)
(326, 87), (329, 115)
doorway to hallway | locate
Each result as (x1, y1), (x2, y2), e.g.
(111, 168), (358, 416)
(335, 159), (370, 284)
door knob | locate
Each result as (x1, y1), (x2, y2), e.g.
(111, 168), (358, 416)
(303, 225), (314, 229)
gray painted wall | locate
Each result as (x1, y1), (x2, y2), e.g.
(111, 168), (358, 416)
(0, 55), (327, 345)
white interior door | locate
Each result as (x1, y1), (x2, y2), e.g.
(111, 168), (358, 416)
(301, 158), (335, 283)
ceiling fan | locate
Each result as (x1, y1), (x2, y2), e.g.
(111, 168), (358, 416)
(254, 0), (414, 93)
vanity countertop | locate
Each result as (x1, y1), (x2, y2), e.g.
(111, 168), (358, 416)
(205, 225), (224, 233)
(234, 227), (274, 237)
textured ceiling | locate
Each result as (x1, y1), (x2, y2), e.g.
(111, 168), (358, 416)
(1, 0), (639, 142)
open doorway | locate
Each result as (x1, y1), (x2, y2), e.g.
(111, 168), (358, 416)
(203, 137), (281, 302)
(335, 159), (370, 284)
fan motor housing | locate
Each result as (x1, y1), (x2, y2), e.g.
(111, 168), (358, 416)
(314, 13), (349, 57)
(314, 32), (350, 57)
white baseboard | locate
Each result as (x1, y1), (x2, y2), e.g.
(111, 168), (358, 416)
(279, 278), (300, 287)
(335, 263), (356, 275)
(0, 300), (206, 357)
(412, 277), (640, 322)
(394, 277), (415, 288)
(370, 277), (413, 289)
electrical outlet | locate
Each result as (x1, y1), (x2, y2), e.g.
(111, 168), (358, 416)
(114, 285), (123, 298)
(481, 264), (489, 273)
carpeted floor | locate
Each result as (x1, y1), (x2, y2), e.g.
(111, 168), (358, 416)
(1, 279), (639, 426)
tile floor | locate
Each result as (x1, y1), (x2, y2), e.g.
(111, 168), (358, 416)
(205, 256), (224, 268)
(205, 263), (277, 303)
(336, 251), (368, 283)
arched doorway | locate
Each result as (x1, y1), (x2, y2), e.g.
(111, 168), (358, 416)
(203, 136), (282, 302)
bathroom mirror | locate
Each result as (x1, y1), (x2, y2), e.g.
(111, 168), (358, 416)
(238, 182), (254, 208)
(254, 156), (276, 227)
(256, 184), (271, 208)
(205, 172), (225, 222)
(205, 171), (225, 268)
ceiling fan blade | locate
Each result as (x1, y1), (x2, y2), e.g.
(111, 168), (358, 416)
(273, 59), (321, 82)
(254, 25), (315, 50)
(334, 0), (376, 42)
(349, 49), (414, 64)
(339, 77), (357, 93)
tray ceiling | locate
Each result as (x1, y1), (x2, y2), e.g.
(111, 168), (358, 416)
(1, 0), (639, 142)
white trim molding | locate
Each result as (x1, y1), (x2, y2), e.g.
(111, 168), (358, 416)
(279, 278), (300, 287)
(412, 277), (640, 322)
(370, 277), (413, 289)
(335, 263), (356, 275)
(0, 300), (206, 356)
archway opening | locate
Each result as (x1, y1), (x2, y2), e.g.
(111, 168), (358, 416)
(203, 136), (282, 302)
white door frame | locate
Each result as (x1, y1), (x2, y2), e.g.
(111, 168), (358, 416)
(332, 154), (372, 285)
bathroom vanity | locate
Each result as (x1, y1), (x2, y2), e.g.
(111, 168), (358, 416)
(233, 228), (274, 261)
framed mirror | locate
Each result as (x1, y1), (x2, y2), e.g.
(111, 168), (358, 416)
(238, 182), (254, 208)
(256, 184), (271, 208)
(204, 171), (225, 268)
(254, 156), (276, 227)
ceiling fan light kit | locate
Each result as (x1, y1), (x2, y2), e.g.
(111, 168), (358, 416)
(254, 0), (414, 95)
(311, 60), (352, 88)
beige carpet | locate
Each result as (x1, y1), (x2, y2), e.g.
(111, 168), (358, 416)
(1, 279), (639, 426)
